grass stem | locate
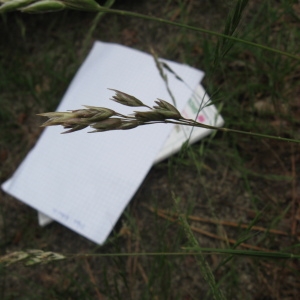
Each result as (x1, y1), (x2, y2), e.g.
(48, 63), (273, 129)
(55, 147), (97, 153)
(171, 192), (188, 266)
(97, 7), (300, 61)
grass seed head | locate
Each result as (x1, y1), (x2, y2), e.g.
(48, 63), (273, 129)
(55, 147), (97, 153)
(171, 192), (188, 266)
(20, 0), (66, 13)
(38, 112), (79, 127)
(134, 110), (167, 122)
(90, 118), (122, 132)
(61, 0), (101, 11)
(109, 89), (146, 107)
(135, 108), (181, 121)
(0, 250), (65, 266)
(38, 107), (115, 127)
(0, 0), (101, 13)
(154, 99), (181, 116)
(134, 110), (166, 122)
(61, 124), (88, 134)
(38, 90), (184, 134)
(119, 120), (140, 130)
(0, 0), (35, 13)
(84, 108), (115, 122)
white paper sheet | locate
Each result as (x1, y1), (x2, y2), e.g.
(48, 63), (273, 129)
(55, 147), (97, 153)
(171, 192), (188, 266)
(2, 41), (205, 244)
(38, 83), (224, 226)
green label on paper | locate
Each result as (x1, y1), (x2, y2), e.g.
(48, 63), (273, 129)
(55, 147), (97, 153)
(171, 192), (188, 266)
(188, 98), (198, 114)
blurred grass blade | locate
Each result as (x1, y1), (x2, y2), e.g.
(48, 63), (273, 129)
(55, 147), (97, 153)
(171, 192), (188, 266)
(172, 193), (226, 300)
(151, 48), (177, 107)
(82, 0), (115, 53)
(61, 0), (101, 11)
(20, 0), (65, 13)
(0, 0), (35, 13)
(214, 0), (249, 66)
(214, 212), (263, 272)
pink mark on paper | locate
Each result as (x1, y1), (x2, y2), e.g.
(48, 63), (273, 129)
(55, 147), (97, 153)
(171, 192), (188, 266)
(197, 115), (205, 123)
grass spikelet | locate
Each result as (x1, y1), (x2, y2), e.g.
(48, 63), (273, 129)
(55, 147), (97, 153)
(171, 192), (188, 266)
(61, 0), (101, 11)
(108, 88), (150, 108)
(89, 118), (122, 132)
(0, 250), (65, 266)
(0, 0), (35, 13)
(20, 0), (65, 13)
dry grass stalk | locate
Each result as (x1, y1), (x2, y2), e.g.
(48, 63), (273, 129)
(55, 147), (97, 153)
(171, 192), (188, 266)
(83, 258), (104, 300)
(144, 205), (289, 236)
(144, 205), (273, 252)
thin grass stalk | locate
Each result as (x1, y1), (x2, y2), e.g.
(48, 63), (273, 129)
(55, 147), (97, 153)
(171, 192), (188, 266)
(214, 0), (249, 66)
(172, 193), (226, 300)
(164, 119), (300, 144)
(95, 7), (300, 61)
(2, 248), (299, 267)
(81, 0), (115, 54)
(74, 250), (300, 259)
